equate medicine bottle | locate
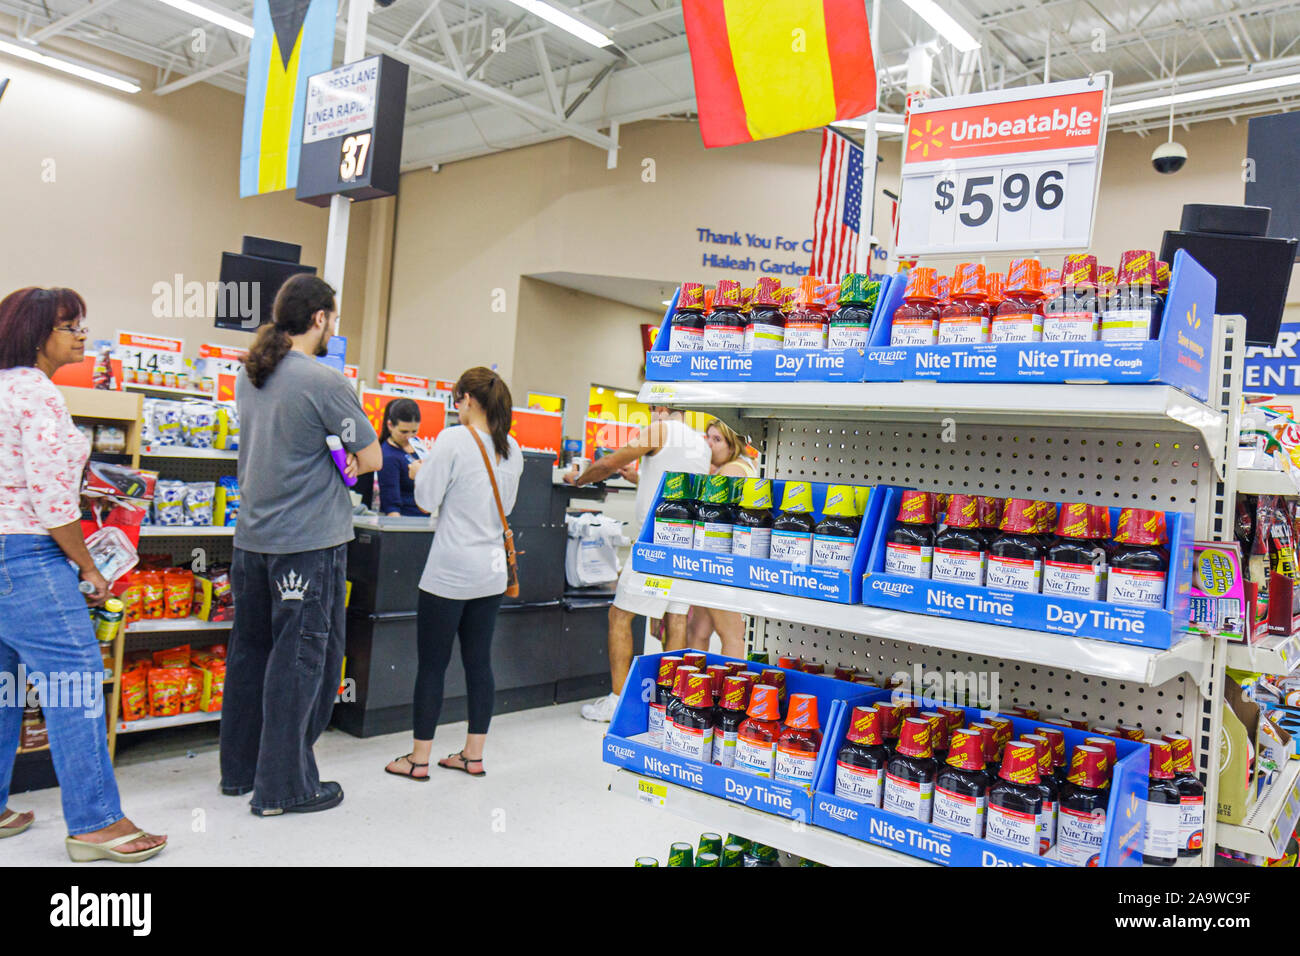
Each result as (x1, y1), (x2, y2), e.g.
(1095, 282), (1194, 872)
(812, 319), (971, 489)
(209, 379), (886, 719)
(991, 258), (1045, 343)
(703, 279), (745, 350)
(783, 275), (828, 349)
(744, 276), (785, 351)
(669, 282), (706, 351)
(1100, 249), (1162, 341)
(937, 262), (990, 345)
(1043, 254), (1100, 342)
(889, 267), (940, 346)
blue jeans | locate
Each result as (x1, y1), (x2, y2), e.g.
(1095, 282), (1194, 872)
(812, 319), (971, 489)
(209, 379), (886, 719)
(0, 535), (123, 834)
(220, 545), (346, 812)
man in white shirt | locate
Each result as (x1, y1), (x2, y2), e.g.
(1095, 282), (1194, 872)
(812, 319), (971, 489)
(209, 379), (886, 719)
(565, 406), (710, 723)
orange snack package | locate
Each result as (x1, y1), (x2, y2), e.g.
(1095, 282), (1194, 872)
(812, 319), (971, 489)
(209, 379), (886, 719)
(179, 668), (203, 713)
(120, 572), (143, 625)
(198, 661), (225, 713)
(153, 644), (190, 669)
(120, 669), (149, 722)
(163, 569), (194, 619)
(140, 570), (165, 620)
(147, 668), (185, 717)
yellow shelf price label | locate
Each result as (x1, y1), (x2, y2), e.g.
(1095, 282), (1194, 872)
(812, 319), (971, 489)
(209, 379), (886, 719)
(646, 384), (677, 403)
(642, 576), (674, 598)
(636, 778), (667, 808)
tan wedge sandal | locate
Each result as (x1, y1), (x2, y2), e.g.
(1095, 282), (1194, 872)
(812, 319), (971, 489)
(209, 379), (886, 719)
(65, 831), (167, 863)
(0, 810), (33, 839)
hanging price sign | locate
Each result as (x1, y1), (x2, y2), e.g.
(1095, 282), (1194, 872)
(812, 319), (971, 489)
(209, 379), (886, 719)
(115, 331), (186, 375)
(895, 77), (1109, 257)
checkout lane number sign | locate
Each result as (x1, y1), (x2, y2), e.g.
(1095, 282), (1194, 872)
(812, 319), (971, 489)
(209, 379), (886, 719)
(895, 77), (1109, 257)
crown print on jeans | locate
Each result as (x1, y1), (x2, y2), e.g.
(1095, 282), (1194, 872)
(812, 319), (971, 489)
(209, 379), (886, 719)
(276, 570), (310, 602)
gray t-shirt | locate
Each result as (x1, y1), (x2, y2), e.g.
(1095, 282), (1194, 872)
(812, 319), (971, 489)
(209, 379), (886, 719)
(234, 350), (377, 554)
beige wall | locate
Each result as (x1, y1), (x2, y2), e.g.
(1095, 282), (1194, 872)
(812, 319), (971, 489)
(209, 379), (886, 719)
(0, 30), (371, 352)
(512, 278), (660, 433)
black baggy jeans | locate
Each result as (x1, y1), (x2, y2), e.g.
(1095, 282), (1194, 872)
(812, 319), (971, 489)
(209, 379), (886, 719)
(220, 544), (346, 812)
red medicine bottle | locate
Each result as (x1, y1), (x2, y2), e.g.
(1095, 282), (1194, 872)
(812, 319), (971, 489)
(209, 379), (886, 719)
(991, 258), (1045, 343)
(890, 267), (940, 346)
(734, 685), (782, 778)
(1162, 732), (1206, 857)
(1107, 509), (1169, 608)
(783, 275), (828, 349)
(937, 262), (990, 345)
(704, 279), (745, 351)
(775, 693), (822, 789)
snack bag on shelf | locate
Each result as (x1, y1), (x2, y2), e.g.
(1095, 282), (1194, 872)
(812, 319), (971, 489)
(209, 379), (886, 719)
(184, 482), (215, 527)
(214, 404), (240, 451)
(179, 668), (203, 714)
(152, 480), (187, 526)
(151, 400), (184, 446)
(194, 566), (233, 622)
(120, 670), (149, 722)
(181, 401), (216, 449)
(198, 661), (225, 712)
(163, 568), (194, 618)
(147, 668), (185, 717)
(214, 476), (240, 526)
(152, 644), (190, 669)
(140, 569), (166, 619)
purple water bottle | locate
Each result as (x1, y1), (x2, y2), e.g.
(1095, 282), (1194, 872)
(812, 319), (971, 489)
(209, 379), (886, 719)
(326, 435), (357, 487)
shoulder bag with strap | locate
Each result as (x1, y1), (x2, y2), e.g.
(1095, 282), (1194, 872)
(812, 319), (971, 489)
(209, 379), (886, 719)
(467, 427), (520, 598)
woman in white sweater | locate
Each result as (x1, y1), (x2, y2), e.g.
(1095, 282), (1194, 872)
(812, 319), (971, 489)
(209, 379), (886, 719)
(385, 367), (522, 780)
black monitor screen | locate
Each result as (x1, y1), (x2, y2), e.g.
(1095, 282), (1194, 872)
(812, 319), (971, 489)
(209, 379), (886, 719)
(1160, 231), (1296, 347)
(214, 253), (316, 331)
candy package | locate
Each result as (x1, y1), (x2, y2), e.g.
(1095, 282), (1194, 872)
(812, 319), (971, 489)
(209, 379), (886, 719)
(181, 402), (216, 449)
(195, 566), (233, 622)
(120, 573), (143, 624)
(120, 670), (149, 722)
(214, 404), (240, 451)
(151, 401), (184, 447)
(198, 661), (225, 713)
(185, 481), (215, 527)
(214, 476), (240, 526)
(153, 480), (187, 526)
(147, 668), (185, 717)
(153, 644), (191, 669)
(180, 668), (203, 713)
(140, 570), (165, 620)
(163, 569), (194, 618)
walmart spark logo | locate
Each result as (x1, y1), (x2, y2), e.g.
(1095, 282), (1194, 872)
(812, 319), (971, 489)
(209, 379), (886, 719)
(909, 118), (945, 159)
(1186, 301), (1201, 330)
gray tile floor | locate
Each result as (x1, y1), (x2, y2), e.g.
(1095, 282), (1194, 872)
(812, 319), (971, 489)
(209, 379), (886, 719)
(4, 701), (715, 866)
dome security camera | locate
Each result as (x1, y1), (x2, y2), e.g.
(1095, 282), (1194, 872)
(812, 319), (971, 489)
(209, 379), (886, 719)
(1152, 140), (1188, 174)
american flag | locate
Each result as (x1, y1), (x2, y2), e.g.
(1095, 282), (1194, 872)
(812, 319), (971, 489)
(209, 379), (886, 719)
(810, 127), (864, 282)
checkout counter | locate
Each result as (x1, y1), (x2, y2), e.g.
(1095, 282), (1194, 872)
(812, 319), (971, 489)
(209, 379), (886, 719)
(333, 450), (643, 737)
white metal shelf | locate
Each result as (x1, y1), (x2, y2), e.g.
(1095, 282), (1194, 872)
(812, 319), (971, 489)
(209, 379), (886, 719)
(1224, 633), (1299, 675)
(657, 576), (1211, 687)
(126, 618), (232, 634)
(139, 525), (234, 537)
(124, 382), (215, 399)
(1216, 759), (1300, 857)
(1236, 468), (1300, 497)
(140, 446), (238, 460)
(608, 768), (935, 868)
(640, 381), (1227, 469)
(117, 710), (221, 734)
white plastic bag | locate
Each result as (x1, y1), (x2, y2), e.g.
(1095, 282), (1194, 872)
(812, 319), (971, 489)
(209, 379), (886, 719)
(564, 512), (626, 588)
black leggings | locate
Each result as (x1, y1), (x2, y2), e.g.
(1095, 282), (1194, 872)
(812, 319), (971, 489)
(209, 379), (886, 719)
(413, 590), (503, 739)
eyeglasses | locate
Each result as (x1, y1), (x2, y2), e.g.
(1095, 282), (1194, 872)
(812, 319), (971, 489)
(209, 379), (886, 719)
(53, 325), (89, 337)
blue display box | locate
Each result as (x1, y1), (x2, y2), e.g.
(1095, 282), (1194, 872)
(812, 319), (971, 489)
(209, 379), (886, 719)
(860, 486), (1195, 650)
(601, 651), (879, 821)
(811, 698), (1149, 867)
(861, 250), (1216, 402)
(631, 475), (883, 604)
(643, 281), (901, 383)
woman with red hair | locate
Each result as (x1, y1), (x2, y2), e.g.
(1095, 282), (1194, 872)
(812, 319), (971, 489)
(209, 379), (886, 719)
(0, 287), (166, 863)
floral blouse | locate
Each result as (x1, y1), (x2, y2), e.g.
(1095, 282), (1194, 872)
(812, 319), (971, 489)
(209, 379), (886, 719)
(0, 367), (89, 535)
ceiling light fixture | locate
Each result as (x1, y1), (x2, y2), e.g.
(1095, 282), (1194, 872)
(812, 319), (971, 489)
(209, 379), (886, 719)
(1109, 71), (1300, 115)
(154, 0), (254, 38)
(503, 0), (613, 49)
(0, 37), (140, 92)
(898, 0), (980, 53)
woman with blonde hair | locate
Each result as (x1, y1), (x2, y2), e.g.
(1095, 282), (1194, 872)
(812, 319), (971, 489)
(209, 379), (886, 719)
(686, 418), (755, 657)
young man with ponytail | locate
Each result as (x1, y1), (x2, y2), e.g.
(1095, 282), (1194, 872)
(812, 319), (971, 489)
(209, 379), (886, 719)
(220, 274), (381, 816)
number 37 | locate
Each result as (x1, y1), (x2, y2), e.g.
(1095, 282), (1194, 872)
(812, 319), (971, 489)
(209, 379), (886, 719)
(339, 132), (372, 182)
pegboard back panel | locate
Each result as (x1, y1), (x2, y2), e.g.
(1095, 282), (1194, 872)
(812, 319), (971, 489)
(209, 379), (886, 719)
(760, 619), (1194, 742)
(768, 420), (1207, 515)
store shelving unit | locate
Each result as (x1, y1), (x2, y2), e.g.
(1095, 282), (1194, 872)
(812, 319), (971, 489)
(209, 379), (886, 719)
(127, 618), (232, 634)
(1215, 759), (1300, 858)
(140, 446), (238, 460)
(1225, 633), (1299, 675)
(117, 710), (221, 735)
(1236, 468), (1300, 497)
(625, 314), (1249, 867)
(139, 525), (235, 537)
(124, 381), (215, 399)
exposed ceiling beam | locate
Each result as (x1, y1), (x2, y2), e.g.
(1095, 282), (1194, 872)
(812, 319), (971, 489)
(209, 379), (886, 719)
(155, 49), (247, 94)
(531, 33), (563, 114)
(429, 3), (464, 78)
(396, 0), (441, 51)
(26, 0), (126, 44)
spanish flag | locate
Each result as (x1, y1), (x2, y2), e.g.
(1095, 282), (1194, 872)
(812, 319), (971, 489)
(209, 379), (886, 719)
(240, 0), (338, 197)
(683, 0), (876, 148)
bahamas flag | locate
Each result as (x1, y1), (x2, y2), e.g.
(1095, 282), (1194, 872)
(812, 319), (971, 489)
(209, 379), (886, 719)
(683, 0), (876, 148)
(240, 0), (338, 197)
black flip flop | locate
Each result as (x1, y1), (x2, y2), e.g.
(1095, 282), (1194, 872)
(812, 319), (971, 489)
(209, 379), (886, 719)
(438, 750), (486, 777)
(385, 753), (430, 783)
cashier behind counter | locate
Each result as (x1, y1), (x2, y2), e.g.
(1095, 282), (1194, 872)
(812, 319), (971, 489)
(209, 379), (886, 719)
(356, 398), (427, 517)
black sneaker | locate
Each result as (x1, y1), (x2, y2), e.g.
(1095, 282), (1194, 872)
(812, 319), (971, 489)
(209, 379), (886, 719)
(221, 783), (253, 796)
(251, 782), (344, 817)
